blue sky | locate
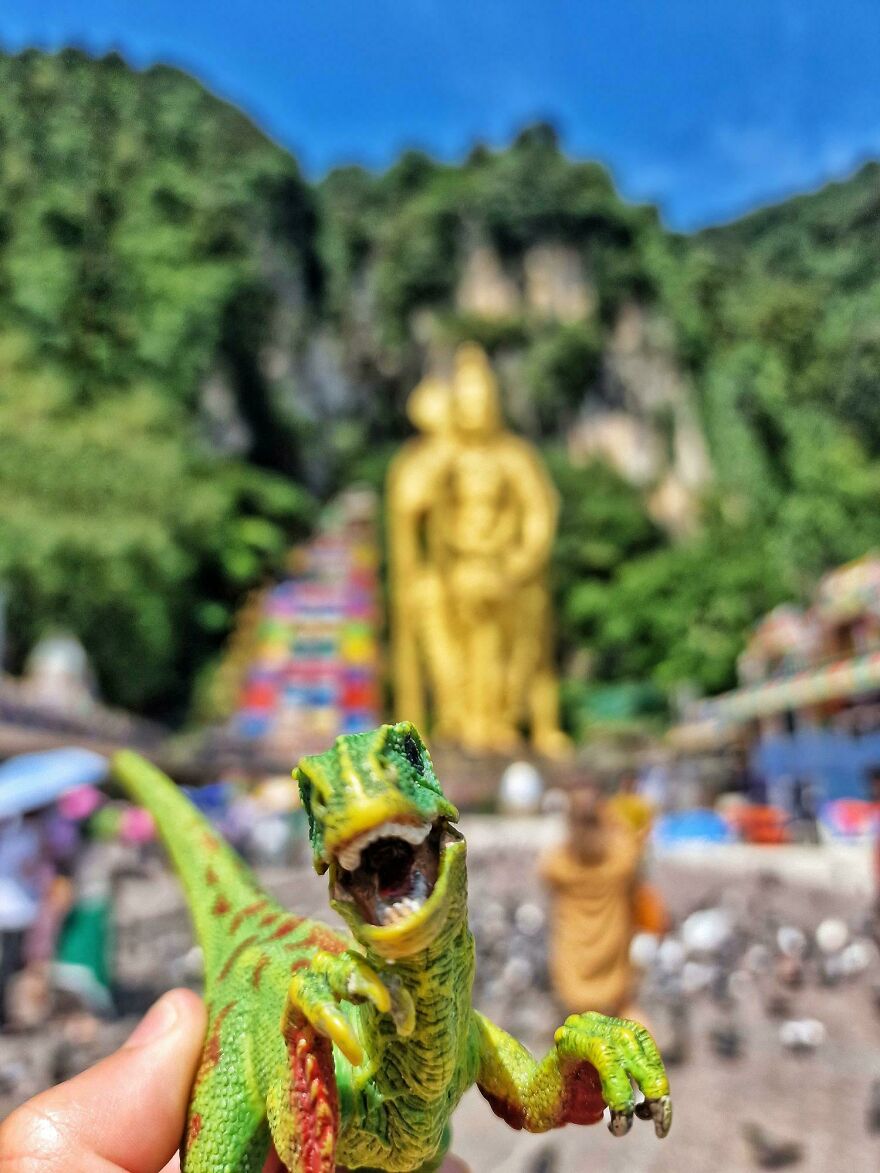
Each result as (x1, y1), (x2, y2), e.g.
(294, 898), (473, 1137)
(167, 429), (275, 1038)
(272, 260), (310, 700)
(3, 1), (880, 229)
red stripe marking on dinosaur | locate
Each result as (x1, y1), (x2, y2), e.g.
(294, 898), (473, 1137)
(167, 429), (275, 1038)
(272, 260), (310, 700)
(268, 917), (303, 941)
(203, 1003), (235, 1069)
(230, 900), (268, 934)
(259, 911), (279, 928)
(213, 895), (231, 917)
(202, 833), (220, 853)
(290, 957), (310, 973)
(219, 935), (258, 981)
(205, 866), (219, 886)
(252, 953), (271, 990)
(192, 1002), (235, 1095)
(186, 1112), (203, 1148)
(299, 926), (346, 954)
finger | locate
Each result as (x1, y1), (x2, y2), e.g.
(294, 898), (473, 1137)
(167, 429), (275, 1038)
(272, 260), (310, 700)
(0, 989), (206, 1173)
(617, 1019), (670, 1103)
(597, 1018), (670, 1138)
(613, 1017), (671, 1139)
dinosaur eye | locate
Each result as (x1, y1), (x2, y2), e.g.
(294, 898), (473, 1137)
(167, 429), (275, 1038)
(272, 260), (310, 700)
(402, 733), (424, 774)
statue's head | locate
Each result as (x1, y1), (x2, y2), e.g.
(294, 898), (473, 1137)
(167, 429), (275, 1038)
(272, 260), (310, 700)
(451, 343), (503, 438)
(406, 376), (452, 437)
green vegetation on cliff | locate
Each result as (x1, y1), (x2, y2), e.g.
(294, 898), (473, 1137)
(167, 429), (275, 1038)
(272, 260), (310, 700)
(0, 50), (316, 713)
(2, 48), (879, 719)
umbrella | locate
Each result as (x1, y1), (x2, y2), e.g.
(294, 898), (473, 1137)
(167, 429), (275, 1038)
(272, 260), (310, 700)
(0, 748), (109, 819)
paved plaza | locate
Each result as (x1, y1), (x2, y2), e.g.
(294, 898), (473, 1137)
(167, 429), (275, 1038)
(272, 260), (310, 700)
(2, 826), (879, 1171)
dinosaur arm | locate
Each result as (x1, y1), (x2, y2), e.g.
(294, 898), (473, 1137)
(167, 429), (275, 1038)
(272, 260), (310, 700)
(472, 1010), (671, 1138)
(472, 1012), (596, 1132)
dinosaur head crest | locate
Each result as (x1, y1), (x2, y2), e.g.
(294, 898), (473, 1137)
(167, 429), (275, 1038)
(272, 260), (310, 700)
(295, 722), (464, 958)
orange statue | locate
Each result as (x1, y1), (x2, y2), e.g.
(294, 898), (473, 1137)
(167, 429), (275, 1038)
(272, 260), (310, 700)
(540, 785), (660, 1017)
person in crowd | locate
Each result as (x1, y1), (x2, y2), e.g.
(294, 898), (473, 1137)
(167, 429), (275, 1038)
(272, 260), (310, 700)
(0, 811), (53, 1029)
(867, 764), (880, 920)
(53, 809), (129, 1017)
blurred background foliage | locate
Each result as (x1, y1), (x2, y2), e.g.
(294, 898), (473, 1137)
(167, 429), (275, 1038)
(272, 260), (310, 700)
(3, 49), (880, 722)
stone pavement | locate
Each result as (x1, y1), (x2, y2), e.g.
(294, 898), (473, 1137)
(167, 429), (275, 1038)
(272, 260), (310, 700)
(1, 828), (879, 1171)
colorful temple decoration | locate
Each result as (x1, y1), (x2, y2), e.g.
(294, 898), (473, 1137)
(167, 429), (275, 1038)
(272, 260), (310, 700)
(737, 605), (821, 685)
(715, 649), (880, 722)
(232, 489), (382, 754)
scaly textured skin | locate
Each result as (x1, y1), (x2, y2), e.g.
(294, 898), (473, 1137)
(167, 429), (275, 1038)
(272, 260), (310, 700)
(113, 722), (671, 1173)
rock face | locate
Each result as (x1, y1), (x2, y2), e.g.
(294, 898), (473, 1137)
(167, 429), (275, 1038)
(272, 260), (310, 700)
(566, 303), (713, 537)
(441, 258), (713, 537)
(455, 241), (595, 323)
(198, 368), (252, 456)
(456, 244), (521, 318)
(568, 413), (663, 487)
(607, 303), (683, 412)
(523, 243), (595, 321)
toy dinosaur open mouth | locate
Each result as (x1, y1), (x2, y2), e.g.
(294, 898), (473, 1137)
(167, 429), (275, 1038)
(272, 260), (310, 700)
(332, 819), (459, 928)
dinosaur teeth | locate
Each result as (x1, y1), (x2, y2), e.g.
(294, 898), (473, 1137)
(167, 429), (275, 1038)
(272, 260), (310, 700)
(377, 894), (427, 926)
(332, 820), (443, 929)
(336, 820), (432, 873)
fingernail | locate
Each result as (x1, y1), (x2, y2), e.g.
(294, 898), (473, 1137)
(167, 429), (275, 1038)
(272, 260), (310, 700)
(124, 991), (180, 1048)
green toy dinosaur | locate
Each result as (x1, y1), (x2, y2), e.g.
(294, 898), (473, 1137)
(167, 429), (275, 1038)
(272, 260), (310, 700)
(114, 721), (670, 1172)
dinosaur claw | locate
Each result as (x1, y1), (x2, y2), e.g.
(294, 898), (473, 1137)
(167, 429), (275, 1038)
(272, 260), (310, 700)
(316, 1005), (363, 1066)
(348, 968), (391, 1014)
(636, 1095), (672, 1138)
(608, 1109), (633, 1137)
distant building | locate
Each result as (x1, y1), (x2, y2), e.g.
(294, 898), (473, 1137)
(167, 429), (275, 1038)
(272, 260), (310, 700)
(0, 633), (162, 761)
(686, 554), (880, 802)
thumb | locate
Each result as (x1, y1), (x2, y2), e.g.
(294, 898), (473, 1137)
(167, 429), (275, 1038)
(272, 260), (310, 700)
(0, 988), (206, 1173)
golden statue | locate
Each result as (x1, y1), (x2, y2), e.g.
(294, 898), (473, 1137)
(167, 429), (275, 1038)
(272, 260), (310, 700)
(386, 376), (461, 738)
(387, 343), (568, 755)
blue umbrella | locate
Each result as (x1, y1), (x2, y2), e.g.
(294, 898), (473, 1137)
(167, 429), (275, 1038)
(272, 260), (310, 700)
(0, 748), (109, 819)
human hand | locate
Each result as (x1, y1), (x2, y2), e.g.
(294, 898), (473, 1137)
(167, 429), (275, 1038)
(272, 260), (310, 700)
(0, 988), (206, 1172)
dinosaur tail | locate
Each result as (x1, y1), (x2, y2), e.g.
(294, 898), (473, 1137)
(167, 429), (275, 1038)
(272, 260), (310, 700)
(112, 750), (267, 980)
